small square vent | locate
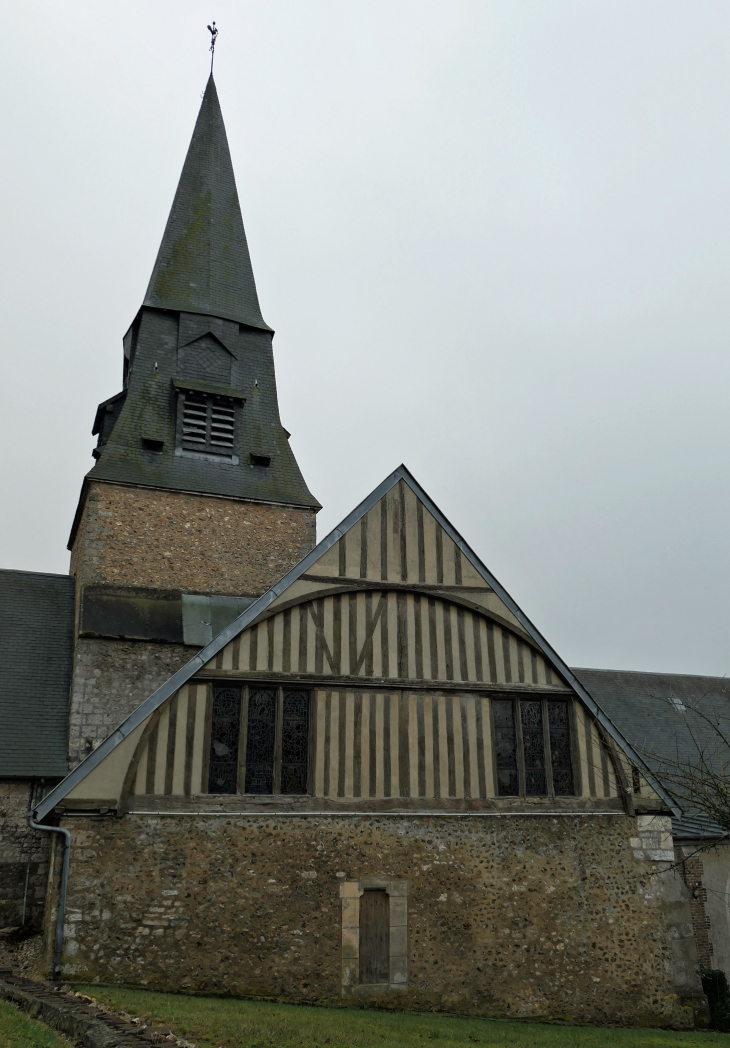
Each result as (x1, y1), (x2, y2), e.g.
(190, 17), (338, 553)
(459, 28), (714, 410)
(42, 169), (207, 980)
(250, 453), (271, 468)
(142, 438), (164, 453)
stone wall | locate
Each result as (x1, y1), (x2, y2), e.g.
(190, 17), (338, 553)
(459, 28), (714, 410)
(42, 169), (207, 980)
(66, 482), (318, 767)
(0, 782), (53, 928)
(680, 848), (713, 968)
(70, 482), (317, 603)
(68, 639), (196, 767)
(54, 813), (703, 1026)
(680, 843), (730, 980)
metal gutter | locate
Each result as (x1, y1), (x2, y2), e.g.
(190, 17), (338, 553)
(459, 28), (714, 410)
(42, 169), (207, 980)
(27, 815), (70, 976)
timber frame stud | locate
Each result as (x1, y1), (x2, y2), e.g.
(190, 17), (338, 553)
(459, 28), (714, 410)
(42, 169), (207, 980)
(340, 877), (408, 996)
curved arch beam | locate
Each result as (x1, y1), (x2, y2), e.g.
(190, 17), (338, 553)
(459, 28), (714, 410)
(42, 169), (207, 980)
(249, 582), (535, 650)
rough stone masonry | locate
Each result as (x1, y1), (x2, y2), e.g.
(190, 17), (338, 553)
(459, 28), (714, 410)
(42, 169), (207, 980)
(52, 812), (700, 1028)
(70, 482), (317, 598)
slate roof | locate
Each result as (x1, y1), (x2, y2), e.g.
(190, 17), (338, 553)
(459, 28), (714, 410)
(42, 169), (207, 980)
(574, 667), (730, 840)
(0, 570), (74, 778)
(143, 75), (270, 331)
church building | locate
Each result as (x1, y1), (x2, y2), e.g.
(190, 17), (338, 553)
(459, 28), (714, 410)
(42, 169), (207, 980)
(2, 73), (728, 1028)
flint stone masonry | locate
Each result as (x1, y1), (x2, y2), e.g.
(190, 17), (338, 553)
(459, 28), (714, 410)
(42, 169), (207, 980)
(68, 638), (196, 767)
(70, 481), (317, 600)
(53, 813), (701, 1026)
(0, 783), (53, 927)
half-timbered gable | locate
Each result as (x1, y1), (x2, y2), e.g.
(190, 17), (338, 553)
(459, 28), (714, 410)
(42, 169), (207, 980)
(33, 468), (702, 1025)
(41, 466), (669, 819)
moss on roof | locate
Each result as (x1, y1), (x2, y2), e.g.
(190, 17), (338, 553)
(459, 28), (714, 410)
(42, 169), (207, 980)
(143, 75), (271, 331)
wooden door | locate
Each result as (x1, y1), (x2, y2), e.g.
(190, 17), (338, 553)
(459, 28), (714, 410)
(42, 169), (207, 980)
(359, 889), (389, 984)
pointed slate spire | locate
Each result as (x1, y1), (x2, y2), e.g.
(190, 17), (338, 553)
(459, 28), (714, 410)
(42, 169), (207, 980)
(143, 75), (271, 331)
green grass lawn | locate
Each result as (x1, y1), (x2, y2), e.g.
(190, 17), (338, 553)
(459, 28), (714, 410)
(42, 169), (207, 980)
(0, 999), (74, 1048)
(78, 987), (728, 1048)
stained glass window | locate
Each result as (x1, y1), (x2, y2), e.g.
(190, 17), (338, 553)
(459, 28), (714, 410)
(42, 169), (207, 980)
(281, 690), (310, 794)
(207, 687), (241, 794)
(244, 688), (276, 794)
(521, 700), (547, 796)
(492, 697), (574, 797)
(548, 701), (574, 795)
(493, 699), (519, 796)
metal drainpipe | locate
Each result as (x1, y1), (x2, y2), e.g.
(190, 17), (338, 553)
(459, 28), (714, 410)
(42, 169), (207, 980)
(27, 810), (71, 978)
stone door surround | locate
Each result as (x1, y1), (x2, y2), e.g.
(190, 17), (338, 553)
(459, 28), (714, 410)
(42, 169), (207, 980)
(340, 876), (408, 995)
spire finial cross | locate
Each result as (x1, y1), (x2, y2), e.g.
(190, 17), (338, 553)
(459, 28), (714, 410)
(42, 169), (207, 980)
(207, 22), (218, 73)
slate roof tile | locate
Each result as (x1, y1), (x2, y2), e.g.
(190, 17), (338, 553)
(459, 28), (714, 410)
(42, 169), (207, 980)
(0, 569), (74, 778)
(574, 666), (730, 840)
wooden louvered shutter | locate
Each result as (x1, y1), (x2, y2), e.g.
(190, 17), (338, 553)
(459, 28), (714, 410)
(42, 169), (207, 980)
(181, 391), (236, 454)
(209, 398), (235, 451)
(182, 391), (208, 448)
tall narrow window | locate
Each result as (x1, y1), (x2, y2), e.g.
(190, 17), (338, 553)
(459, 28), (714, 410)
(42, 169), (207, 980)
(493, 699), (519, 797)
(207, 687), (241, 794)
(281, 690), (310, 794)
(520, 700), (547, 796)
(244, 688), (276, 794)
(359, 890), (389, 984)
(181, 391), (235, 455)
(492, 698), (575, 798)
(548, 701), (574, 795)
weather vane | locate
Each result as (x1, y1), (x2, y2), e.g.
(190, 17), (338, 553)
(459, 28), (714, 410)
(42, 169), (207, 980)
(207, 21), (218, 73)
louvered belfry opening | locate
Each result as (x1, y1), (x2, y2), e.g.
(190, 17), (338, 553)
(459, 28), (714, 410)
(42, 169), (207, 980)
(182, 390), (235, 454)
(360, 889), (390, 984)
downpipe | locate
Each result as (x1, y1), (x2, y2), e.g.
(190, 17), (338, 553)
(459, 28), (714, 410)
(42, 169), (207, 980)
(27, 813), (71, 978)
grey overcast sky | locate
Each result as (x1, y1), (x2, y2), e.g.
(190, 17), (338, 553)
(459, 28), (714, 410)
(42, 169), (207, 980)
(1, 1), (729, 676)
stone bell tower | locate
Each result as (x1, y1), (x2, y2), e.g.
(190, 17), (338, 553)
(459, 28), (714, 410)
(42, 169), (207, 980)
(67, 75), (319, 765)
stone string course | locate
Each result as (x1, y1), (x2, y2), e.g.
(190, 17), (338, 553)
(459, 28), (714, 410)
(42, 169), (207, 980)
(52, 813), (698, 1027)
